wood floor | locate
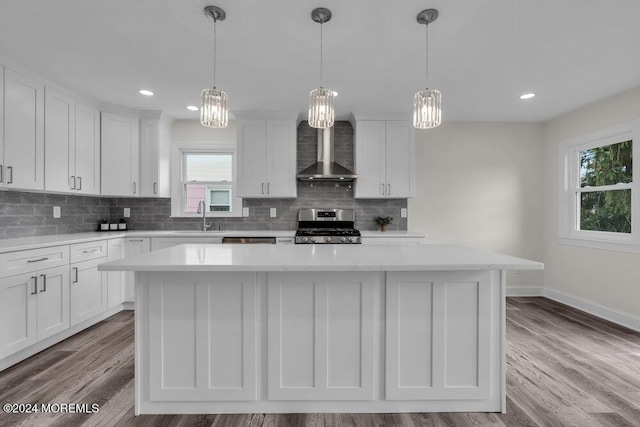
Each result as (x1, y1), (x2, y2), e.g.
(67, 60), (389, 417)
(1, 297), (640, 426)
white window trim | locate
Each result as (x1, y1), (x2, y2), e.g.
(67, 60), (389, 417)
(170, 142), (243, 218)
(558, 120), (640, 253)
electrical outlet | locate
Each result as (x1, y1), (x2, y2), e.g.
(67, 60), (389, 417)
(270, 208), (277, 218)
(124, 208), (130, 218)
(242, 207), (249, 217)
(401, 208), (407, 218)
(53, 206), (61, 218)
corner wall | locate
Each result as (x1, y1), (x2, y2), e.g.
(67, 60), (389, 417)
(408, 121), (545, 288)
(543, 86), (640, 320)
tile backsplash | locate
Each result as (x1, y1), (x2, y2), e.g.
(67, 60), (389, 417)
(0, 121), (408, 240)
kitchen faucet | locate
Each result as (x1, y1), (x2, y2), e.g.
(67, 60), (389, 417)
(196, 200), (212, 232)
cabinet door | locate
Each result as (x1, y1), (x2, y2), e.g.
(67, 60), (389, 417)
(75, 102), (101, 195)
(101, 112), (139, 196)
(107, 238), (126, 308)
(36, 265), (70, 341)
(354, 121), (386, 198)
(140, 118), (158, 197)
(44, 87), (76, 192)
(237, 120), (267, 197)
(385, 271), (492, 400)
(385, 121), (415, 197)
(148, 272), (257, 401)
(267, 272), (376, 400)
(124, 238), (150, 302)
(0, 273), (37, 358)
(0, 66), (4, 183)
(3, 68), (45, 190)
(266, 120), (296, 197)
(70, 257), (108, 326)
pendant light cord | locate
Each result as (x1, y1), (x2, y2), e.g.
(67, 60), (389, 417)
(320, 22), (323, 87)
(212, 17), (217, 88)
(425, 22), (429, 89)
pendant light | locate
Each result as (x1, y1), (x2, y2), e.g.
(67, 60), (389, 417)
(308, 7), (335, 129)
(201, 5), (228, 128)
(413, 9), (441, 129)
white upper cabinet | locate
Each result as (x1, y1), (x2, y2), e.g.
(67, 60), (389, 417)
(2, 67), (45, 190)
(44, 89), (100, 194)
(74, 102), (101, 195)
(353, 118), (416, 198)
(140, 113), (173, 197)
(236, 113), (297, 198)
(44, 87), (76, 193)
(101, 112), (140, 196)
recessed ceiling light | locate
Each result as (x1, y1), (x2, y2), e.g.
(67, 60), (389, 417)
(138, 89), (154, 96)
(187, 105), (199, 111)
(519, 92), (536, 100)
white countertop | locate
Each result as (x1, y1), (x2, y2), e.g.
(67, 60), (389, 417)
(98, 243), (543, 272)
(0, 230), (425, 253)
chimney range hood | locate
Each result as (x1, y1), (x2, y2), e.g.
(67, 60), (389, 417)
(297, 127), (358, 181)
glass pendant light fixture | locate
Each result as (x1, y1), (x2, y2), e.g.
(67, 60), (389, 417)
(201, 5), (228, 128)
(413, 9), (441, 129)
(308, 7), (335, 129)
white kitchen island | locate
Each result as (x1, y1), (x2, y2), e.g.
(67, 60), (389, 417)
(99, 243), (542, 415)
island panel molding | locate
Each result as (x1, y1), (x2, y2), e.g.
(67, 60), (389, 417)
(146, 272), (257, 402)
(267, 272), (376, 401)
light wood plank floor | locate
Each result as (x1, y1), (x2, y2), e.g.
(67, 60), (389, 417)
(1, 297), (639, 426)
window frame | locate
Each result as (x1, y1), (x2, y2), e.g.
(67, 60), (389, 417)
(170, 142), (243, 218)
(558, 120), (640, 253)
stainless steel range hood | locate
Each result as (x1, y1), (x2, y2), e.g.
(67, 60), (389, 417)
(297, 127), (358, 181)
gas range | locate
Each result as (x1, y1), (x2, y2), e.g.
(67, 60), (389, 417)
(295, 208), (362, 244)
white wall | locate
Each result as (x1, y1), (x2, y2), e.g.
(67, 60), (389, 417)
(408, 122), (544, 288)
(543, 86), (640, 319)
(171, 119), (237, 144)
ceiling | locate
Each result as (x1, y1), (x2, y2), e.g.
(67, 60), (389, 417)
(1, 0), (639, 122)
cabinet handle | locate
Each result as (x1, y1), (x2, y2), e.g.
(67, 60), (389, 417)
(78, 176), (82, 191)
(267, 182), (270, 194)
(133, 182), (137, 194)
(82, 248), (99, 254)
(0, 165), (3, 183)
(381, 183), (386, 196)
(7, 166), (13, 184)
(27, 257), (49, 263)
(31, 276), (38, 295)
(388, 183), (391, 196)
(128, 239), (144, 242)
(153, 182), (157, 195)
(71, 175), (76, 190)
(40, 274), (47, 293)
(261, 183), (264, 195)
(72, 267), (79, 283)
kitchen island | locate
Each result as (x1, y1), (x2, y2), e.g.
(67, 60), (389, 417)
(99, 243), (542, 415)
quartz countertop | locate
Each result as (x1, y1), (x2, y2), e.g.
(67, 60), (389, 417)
(98, 243), (543, 272)
(0, 230), (425, 254)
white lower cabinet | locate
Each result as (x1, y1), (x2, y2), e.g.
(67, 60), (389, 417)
(385, 271), (492, 400)
(0, 265), (69, 359)
(107, 238), (126, 308)
(69, 257), (108, 326)
(267, 272), (376, 400)
(147, 272), (257, 401)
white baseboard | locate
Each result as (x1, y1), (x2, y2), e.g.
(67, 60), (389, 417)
(506, 286), (640, 333)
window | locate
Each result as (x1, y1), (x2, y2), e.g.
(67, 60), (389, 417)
(559, 121), (639, 252)
(171, 143), (243, 217)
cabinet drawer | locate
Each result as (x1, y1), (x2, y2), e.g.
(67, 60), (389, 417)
(0, 246), (69, 278)
(69, 241), (108, 263)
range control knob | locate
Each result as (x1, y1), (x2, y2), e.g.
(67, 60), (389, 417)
(302, 237), (308, 242)
(310, 237), (316, 243)
(348, 237), (354, 242)
(340, 237), (346, 242)
(325, 236), (332, 242)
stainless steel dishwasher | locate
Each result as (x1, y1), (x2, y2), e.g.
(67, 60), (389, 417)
(221, 237), (276, 244)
